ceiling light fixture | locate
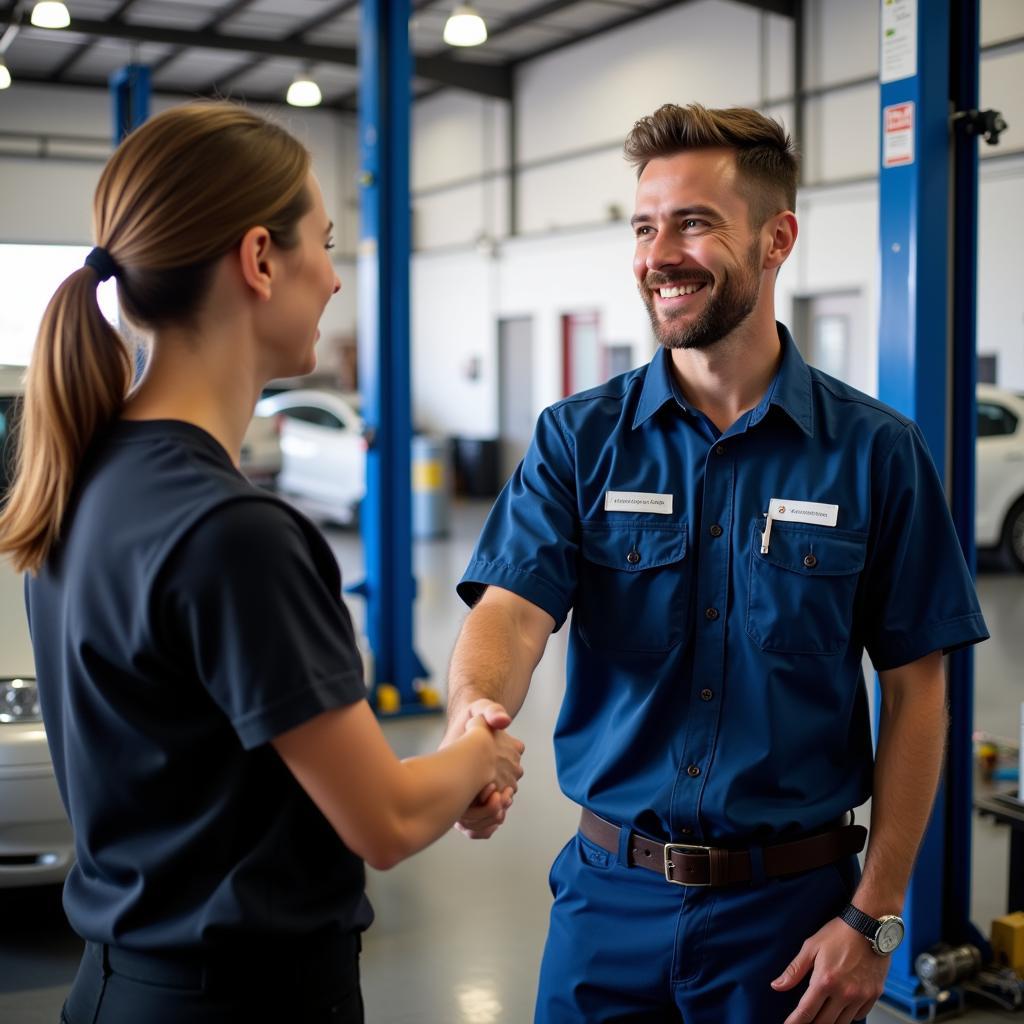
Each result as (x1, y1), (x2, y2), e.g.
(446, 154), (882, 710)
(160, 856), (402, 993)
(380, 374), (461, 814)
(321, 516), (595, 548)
(286, 73), (322, 108)
(0, 60), (10, 90)
(30, 2), (71, 29)
(443, 4), (487, 47)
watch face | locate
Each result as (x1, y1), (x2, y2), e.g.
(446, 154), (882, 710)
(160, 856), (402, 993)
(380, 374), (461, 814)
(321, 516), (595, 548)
(875, 917), (905, 954)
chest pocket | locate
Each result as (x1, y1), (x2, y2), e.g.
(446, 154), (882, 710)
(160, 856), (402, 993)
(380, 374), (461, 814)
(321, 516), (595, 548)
(577, 523), (690, 652)
(745, 517), (867, 656)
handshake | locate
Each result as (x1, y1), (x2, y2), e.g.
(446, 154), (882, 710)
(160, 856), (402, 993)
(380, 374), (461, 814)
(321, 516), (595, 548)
(440, 698), (525, 840)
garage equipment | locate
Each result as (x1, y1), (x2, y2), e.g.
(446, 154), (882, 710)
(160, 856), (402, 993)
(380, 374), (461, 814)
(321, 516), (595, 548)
(355, 0), (435, 716)
(877, 0), (1008, 1016)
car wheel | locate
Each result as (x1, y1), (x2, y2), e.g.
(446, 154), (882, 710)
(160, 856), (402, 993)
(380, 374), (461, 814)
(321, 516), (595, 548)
(1001, 497), (1024, 571)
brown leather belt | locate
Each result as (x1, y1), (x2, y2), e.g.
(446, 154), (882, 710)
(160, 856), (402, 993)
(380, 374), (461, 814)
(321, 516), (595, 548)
(579, 809), (867, 887)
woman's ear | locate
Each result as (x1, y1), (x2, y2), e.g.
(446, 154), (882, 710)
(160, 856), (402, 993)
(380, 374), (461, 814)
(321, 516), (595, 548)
(238, 226), (274, 301)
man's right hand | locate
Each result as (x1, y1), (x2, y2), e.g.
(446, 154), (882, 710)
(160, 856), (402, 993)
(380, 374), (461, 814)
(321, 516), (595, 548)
(444, 698), (524, 839)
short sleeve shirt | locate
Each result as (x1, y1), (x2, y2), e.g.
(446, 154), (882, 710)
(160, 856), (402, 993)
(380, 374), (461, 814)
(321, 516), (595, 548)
(459, 325), (988, 843)
(26, 419), (373, 952)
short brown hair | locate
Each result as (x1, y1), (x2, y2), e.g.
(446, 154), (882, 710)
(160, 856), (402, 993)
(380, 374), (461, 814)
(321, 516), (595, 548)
(624, 103), (798, 225)
(0, 102), (312, 574)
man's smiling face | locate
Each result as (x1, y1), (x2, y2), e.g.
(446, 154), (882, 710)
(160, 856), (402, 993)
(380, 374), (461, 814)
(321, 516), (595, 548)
(631, 148), (767, 351)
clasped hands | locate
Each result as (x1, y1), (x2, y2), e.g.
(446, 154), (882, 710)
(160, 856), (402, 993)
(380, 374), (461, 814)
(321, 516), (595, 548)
(441, 699), (524, 839)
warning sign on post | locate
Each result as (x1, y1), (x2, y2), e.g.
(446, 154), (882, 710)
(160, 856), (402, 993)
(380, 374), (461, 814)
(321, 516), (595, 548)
(883, 102), (914, 168)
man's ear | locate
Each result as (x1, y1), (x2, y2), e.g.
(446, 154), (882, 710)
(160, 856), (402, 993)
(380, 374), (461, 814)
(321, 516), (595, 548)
(763, 211), (798, 271)
(238, 226), (274, 301)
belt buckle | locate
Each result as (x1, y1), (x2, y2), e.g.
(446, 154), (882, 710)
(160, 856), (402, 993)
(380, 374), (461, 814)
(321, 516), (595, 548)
(663, 842), (713, 886)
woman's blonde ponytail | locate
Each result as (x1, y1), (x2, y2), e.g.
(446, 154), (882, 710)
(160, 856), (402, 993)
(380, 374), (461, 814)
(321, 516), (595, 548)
(0, 265), (132, 573)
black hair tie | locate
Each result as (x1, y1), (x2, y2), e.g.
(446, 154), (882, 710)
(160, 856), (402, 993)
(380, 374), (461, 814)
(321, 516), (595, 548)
(84, 246), (120, 282)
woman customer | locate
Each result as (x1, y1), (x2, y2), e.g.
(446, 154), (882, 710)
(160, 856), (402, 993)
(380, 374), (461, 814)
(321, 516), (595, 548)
(0, 101), (522, 1023)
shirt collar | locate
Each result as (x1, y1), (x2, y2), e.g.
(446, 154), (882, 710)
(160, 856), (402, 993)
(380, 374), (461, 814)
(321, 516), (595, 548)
(631, 322), (814, 437)
(631, 346), (688, 430)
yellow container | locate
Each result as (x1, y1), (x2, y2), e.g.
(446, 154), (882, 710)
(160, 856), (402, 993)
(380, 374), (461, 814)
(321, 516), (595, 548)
(991, 911), (1024, 975)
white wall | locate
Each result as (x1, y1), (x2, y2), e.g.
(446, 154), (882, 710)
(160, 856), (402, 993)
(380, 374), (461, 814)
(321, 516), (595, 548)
(0, 85), (360, 367)
(783, 181), (880, 396)
(408, 0), (1024, 436)
(2, 0), (1023, 422)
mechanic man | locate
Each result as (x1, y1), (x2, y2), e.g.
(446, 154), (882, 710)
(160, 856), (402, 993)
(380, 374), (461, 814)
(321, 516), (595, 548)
(443, 103), (989, 1023)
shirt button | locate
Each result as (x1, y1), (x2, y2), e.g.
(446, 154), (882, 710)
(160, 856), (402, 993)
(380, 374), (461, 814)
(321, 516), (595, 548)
(704, 607), (719, 621)
(714, 444), (727, 456)
(679, 826), (694, 835)
(709, 524), (723, 538)
(626, 549), (641, 565)
(803, 553), (818, 568)
(700, 688), (714, 701)
(687, 764), (701, 777)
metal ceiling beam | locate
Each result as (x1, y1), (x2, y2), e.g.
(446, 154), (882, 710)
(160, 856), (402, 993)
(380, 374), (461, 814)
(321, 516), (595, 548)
(507, 0), (794, 69)
(0, 0), (508, 101)
(484, 0), (587, 39)
(199, 0), (362, 90)
(15, 15), (360, 62)
(50, 0), (141, 82)
(0, 11), (511, 97)
(5, 66), (359, 114)
(206, 0), (509, 99)
(148, 0), (262, 77)
(729, 0), (796, 16)
(331, 0), (586, 111)
(291, 0), (362, 35)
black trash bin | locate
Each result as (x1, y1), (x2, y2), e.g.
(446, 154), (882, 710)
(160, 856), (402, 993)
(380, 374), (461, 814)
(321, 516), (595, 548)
(451, 437), (501, 497)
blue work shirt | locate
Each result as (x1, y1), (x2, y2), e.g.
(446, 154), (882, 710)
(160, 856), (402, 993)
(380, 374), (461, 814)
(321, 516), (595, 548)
(459, 324), (988, 844)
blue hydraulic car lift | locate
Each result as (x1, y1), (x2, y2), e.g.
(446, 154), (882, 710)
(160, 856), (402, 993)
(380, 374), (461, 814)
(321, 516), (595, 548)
(877, 0), (1006, 1016)
(109, 63), (149, 144)
(110, 64), (150, 384)
(353, 0), (433, 716)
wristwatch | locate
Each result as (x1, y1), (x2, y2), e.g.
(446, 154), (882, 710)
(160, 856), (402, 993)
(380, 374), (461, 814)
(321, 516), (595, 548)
(839, 904), (905, 956)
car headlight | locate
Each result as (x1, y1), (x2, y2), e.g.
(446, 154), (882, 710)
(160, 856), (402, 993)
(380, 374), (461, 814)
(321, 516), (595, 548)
(0, 677), (41, 723)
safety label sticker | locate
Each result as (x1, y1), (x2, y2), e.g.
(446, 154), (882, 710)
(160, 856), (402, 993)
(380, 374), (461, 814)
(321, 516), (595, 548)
(883, 102), (915, 168)
(880, 0), (917, 84)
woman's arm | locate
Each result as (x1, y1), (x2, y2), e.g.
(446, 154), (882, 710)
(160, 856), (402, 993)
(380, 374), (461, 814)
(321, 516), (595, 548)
(272, 701), (524, 870)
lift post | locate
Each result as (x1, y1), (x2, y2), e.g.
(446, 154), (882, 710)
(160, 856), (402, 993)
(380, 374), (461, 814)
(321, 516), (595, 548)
(355, 0), (432, 716)
(876, 0), (984, 1015)
(109, 64), (150, 144)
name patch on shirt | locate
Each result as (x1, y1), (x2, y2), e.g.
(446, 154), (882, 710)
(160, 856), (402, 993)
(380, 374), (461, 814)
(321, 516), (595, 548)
(761, 498), (839, 554)
(768, 498), (839, 527)
(605, 491), (674, 515)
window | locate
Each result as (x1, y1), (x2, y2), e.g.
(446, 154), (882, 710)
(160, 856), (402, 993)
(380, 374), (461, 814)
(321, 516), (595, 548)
(283, 406), (343, 430)
(977, 354), (998, 385)
(0, 244), (118, 366)
(977, 402), (1018, 438)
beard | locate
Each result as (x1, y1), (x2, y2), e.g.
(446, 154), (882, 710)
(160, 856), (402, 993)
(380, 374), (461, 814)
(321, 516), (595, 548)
(641, 239), (762, 351)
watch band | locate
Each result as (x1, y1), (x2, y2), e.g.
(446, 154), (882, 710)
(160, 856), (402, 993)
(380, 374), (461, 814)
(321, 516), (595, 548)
(840, 903), (879, 939)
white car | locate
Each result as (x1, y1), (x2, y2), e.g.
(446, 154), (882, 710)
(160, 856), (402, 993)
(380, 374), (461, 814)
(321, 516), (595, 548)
(977, 385), (1024, 569)
(0, 366), (74, 887)
(255, 389), (366, 524)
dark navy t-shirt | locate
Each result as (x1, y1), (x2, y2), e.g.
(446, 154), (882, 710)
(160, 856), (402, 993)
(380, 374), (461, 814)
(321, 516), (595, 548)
(26, 419), (373, 953)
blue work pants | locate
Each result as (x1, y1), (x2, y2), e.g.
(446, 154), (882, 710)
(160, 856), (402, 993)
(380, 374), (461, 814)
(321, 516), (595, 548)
(535, 830), (862, 1023)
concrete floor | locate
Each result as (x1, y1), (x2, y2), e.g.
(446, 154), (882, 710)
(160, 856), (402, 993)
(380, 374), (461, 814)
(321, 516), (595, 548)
(0, 499), (1020, 1022)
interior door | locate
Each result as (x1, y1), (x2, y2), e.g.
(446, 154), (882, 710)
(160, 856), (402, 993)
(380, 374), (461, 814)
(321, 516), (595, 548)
(793, 291), (864, 388)
(498, 317), (534, 484)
